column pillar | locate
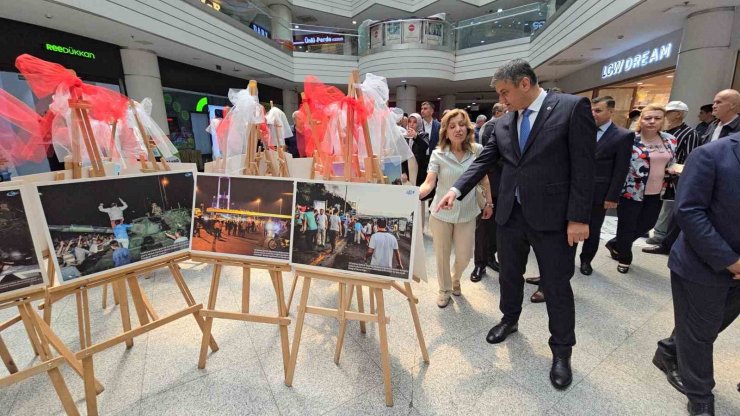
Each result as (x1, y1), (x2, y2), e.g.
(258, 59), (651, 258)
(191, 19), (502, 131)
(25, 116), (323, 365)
(441, 94), (456, 111)
(268, 4), (293, 43)
(282, 88), (300, 117)
(670, 7), (736, 126)
(395, 84), (417, 114)
(120, 48), (169, 134)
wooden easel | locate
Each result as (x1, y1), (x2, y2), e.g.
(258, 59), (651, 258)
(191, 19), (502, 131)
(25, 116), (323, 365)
(129, 99), (171, 173)
(0, 289), (106, 415)
(44, 253), (218, 416)
(285, 266), (429, 407)
(243, 81), (290, 178)
(191, 255), (292, 376)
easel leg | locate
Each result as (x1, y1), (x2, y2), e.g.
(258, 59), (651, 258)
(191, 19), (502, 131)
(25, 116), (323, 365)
(20, 308), (40, 356)
(334, 283), (353, 364)
(356, 285), (366, 334)
(82, 355), (98, 416)
(81, 288), (93, 348)
(75, 292), (87, 350)
(270, 271), (291, 378)
(101, 284), (108, 309)
(285, 275), (311, 387)
(42, 290), (53, 325)
(126, 276), (151, 326)
(18, 304), (80, 415)
(375, 288), (393, 407)
(198, 264), (221, 369)
(170, 264), (218, 353)
(369, 289), (376, 315)
(0, 333), (18, 374)
(113, 279), (134, 349)
(286, 274), (299, 312)
(242, 267), (251, 313)
(404, 282), (429, 363)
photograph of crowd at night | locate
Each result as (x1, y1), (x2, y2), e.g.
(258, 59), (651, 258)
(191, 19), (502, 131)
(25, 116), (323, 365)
(0, 187), (45, 297)
(36, 172), (194, 283)
(292, 180), (418, 280)
(192, 174), (294, 262)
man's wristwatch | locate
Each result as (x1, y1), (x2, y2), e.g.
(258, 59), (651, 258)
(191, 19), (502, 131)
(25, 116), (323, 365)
(485, 203), (494, 208)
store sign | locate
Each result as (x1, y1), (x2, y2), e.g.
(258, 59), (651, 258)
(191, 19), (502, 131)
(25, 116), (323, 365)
(250, 23), (271, 38)
(45, 43), (96, 59)
(602, 42), (673, 79)
(297, 35), (345, 45)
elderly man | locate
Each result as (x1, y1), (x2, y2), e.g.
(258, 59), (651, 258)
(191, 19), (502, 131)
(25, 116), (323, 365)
(701, 89), (740, 143)
(474, 114), (488, 143)
(646, 101), (700, 247)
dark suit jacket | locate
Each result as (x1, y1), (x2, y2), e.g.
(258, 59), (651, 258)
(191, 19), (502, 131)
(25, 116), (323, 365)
(700, 116), (740, 144)
(479, 118), (502, 197)
(453, 92), (596, 231)
(593, 123), (634, 205)
(668, 133), (740, 287)
(426, 119), (441, 152)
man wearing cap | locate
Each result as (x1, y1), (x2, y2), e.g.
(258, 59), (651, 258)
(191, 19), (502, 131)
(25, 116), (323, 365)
(646, 101), (700, 249)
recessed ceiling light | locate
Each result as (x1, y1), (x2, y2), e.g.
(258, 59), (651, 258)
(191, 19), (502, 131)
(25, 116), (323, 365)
(352, 20), (357, 25)
(45, 13), (53, 19)
(636, 82), (644, 85)
(437, 97), (441, 100)
(497, 8), (503, 12)
(480, 40), (485, 43)
(401, 80), (407, 83)
(666, 75), (674, 78)
(472, 102), (477, 105)
(294, 25), (299, 29)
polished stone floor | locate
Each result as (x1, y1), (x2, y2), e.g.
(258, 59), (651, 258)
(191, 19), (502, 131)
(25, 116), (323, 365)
(1, 231), (738, 416)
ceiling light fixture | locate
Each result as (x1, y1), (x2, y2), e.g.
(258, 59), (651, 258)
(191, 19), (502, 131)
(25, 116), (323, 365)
(497, 8), (503, 13)
(666, 75), (674, 78)
(45, 13), (53, 19)
(401, 80), (407, 83)
(636, 82), (643, 85)
(352, 20), (357, 25)
(294, 25), (299, 29)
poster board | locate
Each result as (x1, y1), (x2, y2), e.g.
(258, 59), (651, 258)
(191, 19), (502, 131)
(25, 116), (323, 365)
(403, 20), (422, 43)
(33, 170), (195, 286)
(370, 24), (382, 48)
(0, 184), (49, 301)
(191, 173), (295, 263)
(424, 21), (443, 45)
(385, 22), (402, 45)
(291, 179), (418, 281)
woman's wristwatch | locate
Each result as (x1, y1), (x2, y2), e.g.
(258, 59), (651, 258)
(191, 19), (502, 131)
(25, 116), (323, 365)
(485, 202), (494, 208)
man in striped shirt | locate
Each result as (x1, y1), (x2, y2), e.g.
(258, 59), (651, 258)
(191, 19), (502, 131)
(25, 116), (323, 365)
(646, 101), (699, 247)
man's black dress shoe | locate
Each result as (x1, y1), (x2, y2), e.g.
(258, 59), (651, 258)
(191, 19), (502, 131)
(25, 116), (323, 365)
(525, 276), (541, 285)
(470, 266), (484, 282)
(652, 349), (686, 394)
(605, 240), (619, 260)
(687, 400), (714, 416)
(550, 356), (573, 390)
(530, 289), (545, 303)
(486, 321), (518, 344)
(580, 262), (593, 275)
(642, 245), (670, 255)
(487, 259), (500, 272)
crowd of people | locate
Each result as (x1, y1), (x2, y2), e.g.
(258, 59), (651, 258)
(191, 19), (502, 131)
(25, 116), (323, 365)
(382, 59), (736, 416)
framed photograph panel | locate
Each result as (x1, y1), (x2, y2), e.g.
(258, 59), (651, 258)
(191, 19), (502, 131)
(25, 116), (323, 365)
(0, 185), (48, 301)
(34, 171), (195, 285)
(291, 180), (419, 281)
(192, 174), (295, 263)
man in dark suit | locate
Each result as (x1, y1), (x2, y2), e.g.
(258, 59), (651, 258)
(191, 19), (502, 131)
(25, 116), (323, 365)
(419, 101), (441, 153)
(579, 96), (633, 275)
(700, 89), (740, 144)
(652, 134), (740, 416)
(436, 59), (596, 389)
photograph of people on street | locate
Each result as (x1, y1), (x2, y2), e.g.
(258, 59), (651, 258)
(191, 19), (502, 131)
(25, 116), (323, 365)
(292, 180), (418, 280)
(192, 174), (294, 262)
(36, 171), (194, 283)
(0, 187), (45, 297)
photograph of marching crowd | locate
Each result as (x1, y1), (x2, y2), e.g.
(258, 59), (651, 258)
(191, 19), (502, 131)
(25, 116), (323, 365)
(0, 188), (45, 296)
(292, 180), (418, 280)
(36, 172), (194, 283)
(192, 175), (294, 261)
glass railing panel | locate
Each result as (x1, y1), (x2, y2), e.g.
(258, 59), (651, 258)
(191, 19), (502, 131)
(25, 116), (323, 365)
(455, 3), (548, 50)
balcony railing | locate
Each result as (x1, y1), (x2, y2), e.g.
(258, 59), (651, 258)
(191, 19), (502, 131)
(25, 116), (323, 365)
(455, 3), (548, 50)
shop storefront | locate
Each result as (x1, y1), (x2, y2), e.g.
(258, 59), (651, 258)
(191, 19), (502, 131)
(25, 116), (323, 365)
(0, 18), (125, 175)
(558, 30), (682, 129)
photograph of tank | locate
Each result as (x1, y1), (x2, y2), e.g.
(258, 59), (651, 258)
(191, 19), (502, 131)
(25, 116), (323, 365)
(292, 180), (418, 281)
(36, 171), (195, 284)
(0, 187), (46, 298)
(192, 174), (294, 262)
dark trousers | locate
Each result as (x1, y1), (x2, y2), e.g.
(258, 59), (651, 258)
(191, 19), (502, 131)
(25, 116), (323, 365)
(328, 230), (338, 252)
(663, 273), (739, 403)
(660, 217), (681, 251)
(305, 229), (317, 251)
(580, 203), (607, 264)
(474, 200), (498, 267)
(497, 203), (577, 357)
(613, 195), (663, 264)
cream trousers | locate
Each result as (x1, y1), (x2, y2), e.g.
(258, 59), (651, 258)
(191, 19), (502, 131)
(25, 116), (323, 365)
(429, 215), (476, 296)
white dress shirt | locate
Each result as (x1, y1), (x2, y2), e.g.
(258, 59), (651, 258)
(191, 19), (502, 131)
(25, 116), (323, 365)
(711, 115), (737, 142)
(596, 120), (612, 142)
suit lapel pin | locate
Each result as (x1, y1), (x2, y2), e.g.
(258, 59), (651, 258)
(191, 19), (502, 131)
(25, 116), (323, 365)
(546, 106), (552, 111)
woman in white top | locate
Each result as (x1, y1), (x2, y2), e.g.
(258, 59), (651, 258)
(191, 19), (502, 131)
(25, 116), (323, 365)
(419, 109), (493, 308)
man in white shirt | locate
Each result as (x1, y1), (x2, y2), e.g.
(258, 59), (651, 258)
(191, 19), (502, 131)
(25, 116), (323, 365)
(316, 208), (327, 247)
(99, 198), (128, 227)
(703, 89), (740, 143)
(327, 209), (341, 253)
(366, 218), (402, 269)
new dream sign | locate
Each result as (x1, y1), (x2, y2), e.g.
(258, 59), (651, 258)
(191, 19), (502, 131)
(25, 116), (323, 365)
(192, 174), (295, 263)
(291, 180), (418, 281)
(0, 185), (48, 301)
(34, 171), (195, 285)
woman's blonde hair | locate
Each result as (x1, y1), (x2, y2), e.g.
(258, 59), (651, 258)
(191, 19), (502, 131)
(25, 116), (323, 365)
(438, 108), (475, 152)
(636, 103), (666, 133)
